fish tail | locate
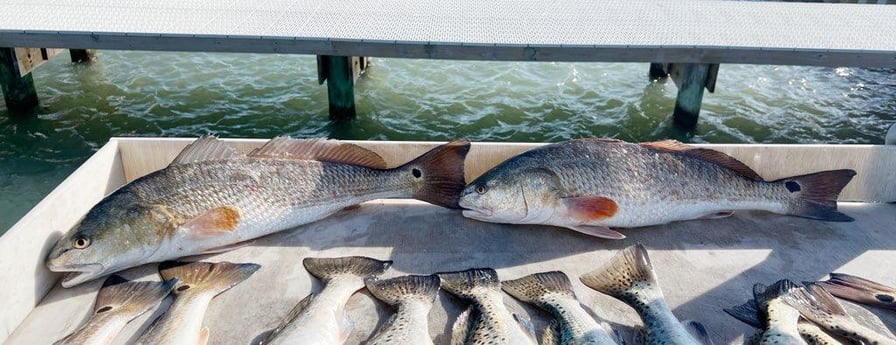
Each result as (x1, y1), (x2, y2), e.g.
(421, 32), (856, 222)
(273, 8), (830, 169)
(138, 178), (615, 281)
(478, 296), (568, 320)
(437, 268), (500, 299)
(502, 271), (575, 309)
(723, 299), (763, 329)
(365, 274), (440, 306)
(94, 275), (176, 317)
(682, 320), (714, 345)
(579, 243), (659, 301)
(400, 139), (471, 209)
(817, 273), (896, 309)
(775, 169), (856, 222)
(158, 261), (260, 296)
(303, 256), (392, 283)
(780, 282), (849, 318)
(752, 279), (800, 309)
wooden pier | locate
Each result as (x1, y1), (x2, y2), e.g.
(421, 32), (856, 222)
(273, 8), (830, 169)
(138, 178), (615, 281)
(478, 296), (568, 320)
(0, 0), (895, 126)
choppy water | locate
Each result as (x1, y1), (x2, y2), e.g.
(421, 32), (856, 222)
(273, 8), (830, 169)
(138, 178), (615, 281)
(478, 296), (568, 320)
(1, 51), (894, 233)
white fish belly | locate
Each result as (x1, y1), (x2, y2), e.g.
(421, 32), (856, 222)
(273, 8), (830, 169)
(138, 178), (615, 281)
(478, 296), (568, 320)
(597, 200), (788, 228)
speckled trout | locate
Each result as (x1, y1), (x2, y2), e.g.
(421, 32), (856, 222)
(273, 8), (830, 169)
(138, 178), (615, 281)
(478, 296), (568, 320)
(580, 244), (709, 345)
(55, 276), (175, 345)
(438, 268), (538, 345)
(264, 256), (392, 345)
(136, 261), (259, 344)
(502, 271), (618, 345)
(817, 273), (896, 311)
(459, 138), (855, 239)
(365, 274), (441, 345)
(782, 283), (896, 345)
(47, 136), (469, 287)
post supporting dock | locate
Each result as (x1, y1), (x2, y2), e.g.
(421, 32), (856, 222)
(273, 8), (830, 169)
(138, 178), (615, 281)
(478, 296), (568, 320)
(317, 55), (369, 121)
(0, 47), (38, 113)
(659, 63), (720, 129)
(69, 49), (95, 63)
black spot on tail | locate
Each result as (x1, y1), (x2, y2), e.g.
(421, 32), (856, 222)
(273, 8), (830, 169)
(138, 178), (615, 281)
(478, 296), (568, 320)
(785, 180), (801, 193)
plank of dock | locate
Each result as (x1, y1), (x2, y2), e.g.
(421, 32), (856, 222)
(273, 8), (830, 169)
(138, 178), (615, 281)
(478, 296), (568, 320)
(0, 0), (895, 67)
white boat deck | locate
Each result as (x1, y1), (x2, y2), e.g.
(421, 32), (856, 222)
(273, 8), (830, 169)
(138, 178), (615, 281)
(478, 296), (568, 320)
(1, 139), (895, 344)
(1, 0), (895, 67)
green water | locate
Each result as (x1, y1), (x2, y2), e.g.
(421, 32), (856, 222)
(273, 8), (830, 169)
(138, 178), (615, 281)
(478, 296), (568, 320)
(1, 51), (894, 233)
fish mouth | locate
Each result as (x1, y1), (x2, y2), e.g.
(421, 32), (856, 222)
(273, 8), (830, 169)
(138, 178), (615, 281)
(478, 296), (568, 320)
(461, 209), (493, 219)
(48, 263), (105, 288)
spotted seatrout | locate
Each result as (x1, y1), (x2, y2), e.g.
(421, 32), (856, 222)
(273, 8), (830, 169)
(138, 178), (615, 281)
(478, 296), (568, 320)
(47, 136), (469, 287)
(459, 138), (855, 239)
(580, 244), (708, 345)
(264, 256), (392, 345)
(55, 276), (175, 345)
(437, 268), (538, 345)
(365, 274), (441, 345)
(751, 280), (808, 345)
(502, 271), (618, 345)
(817, 273), (896, 311)
(782, 283), (896, 345)
(135, 261), (259, 344)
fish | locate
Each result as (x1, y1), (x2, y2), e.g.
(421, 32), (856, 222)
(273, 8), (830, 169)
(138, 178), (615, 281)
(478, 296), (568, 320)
(365, 274), (441, 345)
(135, 261), (260, 344)
(817, 273), (896, 311)
(437, 268), (538, 345)
(264, 256), (392, 345)
(726, 292), (845, 345)
(781, 282), (896, 345)
(55, 275), (175, 345)
(46, 136), (469, 287)
(579, 243), (707, 345)
(458, 138), (855, 239)
(752, 280), (806, 345)
(501, 271), (618, 345)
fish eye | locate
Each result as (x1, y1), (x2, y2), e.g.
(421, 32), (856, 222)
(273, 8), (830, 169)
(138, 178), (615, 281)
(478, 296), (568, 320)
(475, 185), (488, 194)
(72, 235), (91, 249)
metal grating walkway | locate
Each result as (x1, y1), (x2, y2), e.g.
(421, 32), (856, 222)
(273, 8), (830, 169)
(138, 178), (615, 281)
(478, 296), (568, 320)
(1, 0), (895, 67)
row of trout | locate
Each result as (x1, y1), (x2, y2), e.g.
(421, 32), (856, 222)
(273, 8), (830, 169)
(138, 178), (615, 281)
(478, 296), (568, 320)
(46, 136), (857, 288)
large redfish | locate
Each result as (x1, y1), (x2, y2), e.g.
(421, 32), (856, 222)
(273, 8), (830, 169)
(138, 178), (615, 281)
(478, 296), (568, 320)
(47, 136), (469, 287)
(459, 138), (855, 239)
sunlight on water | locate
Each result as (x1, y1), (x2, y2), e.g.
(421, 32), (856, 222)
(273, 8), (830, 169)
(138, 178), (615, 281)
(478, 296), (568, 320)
(0, 51), (894, 233)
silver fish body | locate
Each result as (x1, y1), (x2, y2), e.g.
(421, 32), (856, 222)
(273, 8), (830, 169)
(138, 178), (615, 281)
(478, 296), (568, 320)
(46, 137), (468, 287)
(365, 275), (440, 345)
(460, 139), (854, 238)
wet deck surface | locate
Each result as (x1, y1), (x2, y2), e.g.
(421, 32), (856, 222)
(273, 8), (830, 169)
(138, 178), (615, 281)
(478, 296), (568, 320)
(9, 200), (896, 344)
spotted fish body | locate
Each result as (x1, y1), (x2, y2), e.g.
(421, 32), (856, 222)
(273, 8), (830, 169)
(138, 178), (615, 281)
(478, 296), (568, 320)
(460, 139), (855, 239)
(753, 280), (807, 345)
(46, 136), (469, 287)
(365, 275), (440, 345)
(264, 256), (392, 345)
(438, 268), (537, 345)
(580, 244), (704, 345)
(782, 283), (896, 345)
(55, 276), (174, 345)
(502, 271), (618, 345)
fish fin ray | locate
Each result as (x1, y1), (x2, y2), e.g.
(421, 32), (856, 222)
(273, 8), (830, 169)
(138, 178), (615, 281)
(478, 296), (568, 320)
(402, 139), (471, 209)
(514, 313), (537, 343)
(562, 196), (619, 221)
(365, 274), (440, 306)
(640, 140), (764, 181)
(158, 261), (259, 296)
(248, 136), (388, 169)
(819, 273), (896, 309)
(723, 299), (763, 328)
(437, 268), (500, 299)
(264, 293), (313, 344)
(540, 320), (561, 345)
(580, 243), (658, 299)
(450, 306), (478, 345)
(180, 206), (241, 239)
(170, 135), (243, 166)
(93, 275), (175, 319)
(302, 256), (391, 283)
(502, 271), (575, 308)
(776, 169), (856, 222)
(753, 279), (800, 310)
(682, 320), (714, 345)
(569, 225), (626, 239)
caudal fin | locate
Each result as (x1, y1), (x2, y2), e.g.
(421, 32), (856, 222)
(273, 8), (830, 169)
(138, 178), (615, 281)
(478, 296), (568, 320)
(753, 280), (800, 311)
(401, 139), (471, 209)
(303, 256), (392, 283)
(777, 169), (856, 222)
(437, 268), (501, 300)
(365, 274), (440, 306)
(724, 299), (763, 329)
(579, 243), (658, 301)
(817, 273), (896, 310)
(95, 275), (175, 319)
(502, 271), (576, 310)
(159, 261), (260, 297)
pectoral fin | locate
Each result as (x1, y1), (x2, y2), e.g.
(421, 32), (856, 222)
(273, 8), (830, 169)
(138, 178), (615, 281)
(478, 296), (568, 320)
(562, 196), (618, 221)
(181, 206), (241, 239)
(198, 327), (209, 345)
(569, 225), (626, 239)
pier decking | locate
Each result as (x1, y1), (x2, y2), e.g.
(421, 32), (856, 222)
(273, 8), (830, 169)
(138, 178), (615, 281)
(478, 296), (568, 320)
(1, 0), (895, 123)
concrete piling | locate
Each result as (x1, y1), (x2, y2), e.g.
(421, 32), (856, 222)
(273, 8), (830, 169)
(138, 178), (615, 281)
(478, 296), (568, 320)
(317, 55), (368, 121)
(667, 63), (719, 129)
(69, 49), (95, 63)
(0, 48), (38, 113)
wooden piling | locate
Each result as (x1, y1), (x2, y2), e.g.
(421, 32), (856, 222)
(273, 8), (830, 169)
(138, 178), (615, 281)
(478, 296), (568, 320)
(69, 49), (95, 63)
(0, 48), (38, 113)
(668, 63), (719, 128)
(317, 55), (368, 121)
(649, 63), (667, 80)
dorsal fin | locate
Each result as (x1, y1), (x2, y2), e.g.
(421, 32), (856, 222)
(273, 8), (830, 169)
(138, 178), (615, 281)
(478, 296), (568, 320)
(248, 137), (387, 169)
(170, 135), (243, 166)
(640, 140), (763, 181)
